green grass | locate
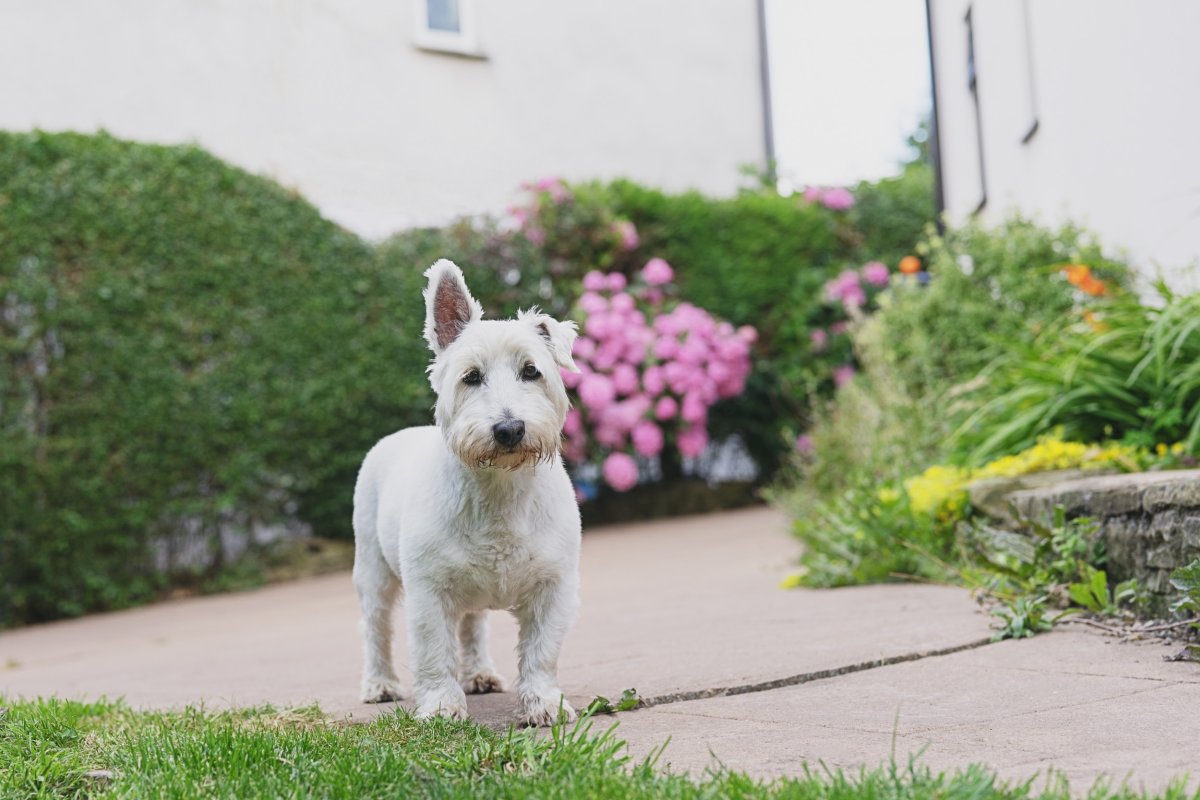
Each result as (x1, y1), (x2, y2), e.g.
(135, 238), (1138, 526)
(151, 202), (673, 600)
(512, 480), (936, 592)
(1, 699), (1196, 799)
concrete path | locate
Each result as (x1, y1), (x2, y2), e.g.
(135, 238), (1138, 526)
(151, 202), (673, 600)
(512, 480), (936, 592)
(2, 506), (1197, 791)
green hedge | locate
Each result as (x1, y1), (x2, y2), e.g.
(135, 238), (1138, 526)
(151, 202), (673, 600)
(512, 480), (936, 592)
(0, 131), (432, 626)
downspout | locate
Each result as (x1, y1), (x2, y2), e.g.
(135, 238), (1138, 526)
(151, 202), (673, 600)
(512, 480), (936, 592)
(924, 0), (946, 230)
(756, 0), (777, 184)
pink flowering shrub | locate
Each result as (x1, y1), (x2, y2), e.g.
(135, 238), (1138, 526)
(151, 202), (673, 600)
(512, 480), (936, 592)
(562, 260), (755, 492)
(507, 176), (642, 275)
(803, 260), (896, 390)
(802, 185), (856, 212)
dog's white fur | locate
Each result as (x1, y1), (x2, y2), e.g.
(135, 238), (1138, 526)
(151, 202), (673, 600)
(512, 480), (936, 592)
(352, 259), (582, 726)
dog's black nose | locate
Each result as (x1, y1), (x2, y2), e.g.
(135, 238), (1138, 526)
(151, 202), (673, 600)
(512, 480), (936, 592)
(493, 419), (525, 448)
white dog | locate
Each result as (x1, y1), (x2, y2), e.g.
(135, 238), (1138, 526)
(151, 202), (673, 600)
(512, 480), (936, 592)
(351, 259), (582, 726)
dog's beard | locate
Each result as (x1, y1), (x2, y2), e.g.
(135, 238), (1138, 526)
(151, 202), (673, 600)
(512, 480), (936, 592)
(446, 426), (561, 471)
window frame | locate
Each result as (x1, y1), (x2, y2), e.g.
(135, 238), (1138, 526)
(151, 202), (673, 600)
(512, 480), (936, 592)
(413, 0), (485, 59)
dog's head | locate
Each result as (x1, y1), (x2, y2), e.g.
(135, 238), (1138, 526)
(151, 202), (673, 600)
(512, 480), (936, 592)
(423, 259), (579, 470)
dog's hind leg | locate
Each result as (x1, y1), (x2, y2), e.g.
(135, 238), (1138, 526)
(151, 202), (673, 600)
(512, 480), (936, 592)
(353, 529), (403, 704)
(458, 611), (507, 694)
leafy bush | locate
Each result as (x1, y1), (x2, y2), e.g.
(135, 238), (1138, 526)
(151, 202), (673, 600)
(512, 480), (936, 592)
(0, 131), (432, 626)
(954, 289), (1200, 463)
(877, 218), (1129, 401)
(848, 162), (936, 267)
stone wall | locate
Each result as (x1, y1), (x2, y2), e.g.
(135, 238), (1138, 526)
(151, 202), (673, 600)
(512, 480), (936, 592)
(1003, 470), (1200, 606)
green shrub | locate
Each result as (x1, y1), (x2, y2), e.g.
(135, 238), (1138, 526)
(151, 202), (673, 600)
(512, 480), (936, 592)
(955, 289), (1200, 463)
(0, 131), (432, 626)
(878, 218), (1129, 401)
(848, 162), (935, 267)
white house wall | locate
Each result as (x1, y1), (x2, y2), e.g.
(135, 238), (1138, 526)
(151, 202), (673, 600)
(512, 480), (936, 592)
(1, 1), (767, 238)
(930, 0), (1200, 283)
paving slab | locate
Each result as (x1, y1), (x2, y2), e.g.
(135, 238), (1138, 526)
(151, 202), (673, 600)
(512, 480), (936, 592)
(0, 506), (990, 727)
(609, 628), (1200, 792)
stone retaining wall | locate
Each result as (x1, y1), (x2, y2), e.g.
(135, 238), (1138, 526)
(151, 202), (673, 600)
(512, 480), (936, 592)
(1003, 470), (1200, 605)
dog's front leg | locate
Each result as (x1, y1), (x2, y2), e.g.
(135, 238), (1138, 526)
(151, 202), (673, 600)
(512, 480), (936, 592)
(514, 580), (578, 727)
(406, 587), (469, 719)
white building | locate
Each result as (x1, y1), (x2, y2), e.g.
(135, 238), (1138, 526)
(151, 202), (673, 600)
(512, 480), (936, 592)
(927, 0), (1200, 282)
(1, 0), (772, 238)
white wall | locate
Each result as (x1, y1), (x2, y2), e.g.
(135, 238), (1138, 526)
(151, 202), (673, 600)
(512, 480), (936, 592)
(930, 0), (1200, 283)
(0, 1), (767, 238)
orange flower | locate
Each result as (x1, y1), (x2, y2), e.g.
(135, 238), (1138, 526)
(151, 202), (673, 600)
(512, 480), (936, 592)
(1063, 264), (1091, 287)
(1083, 310), (1108, 332)
(899, 255), (921, 275)
(1079, 276), (1108, 296)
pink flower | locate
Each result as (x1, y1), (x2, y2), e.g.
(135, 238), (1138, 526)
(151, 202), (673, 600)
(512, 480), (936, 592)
(654, 396), (678, 420)
(641, 257), (675, 286)
(681, 392), (708, 424)
(830, 321), (849, 335)
(578, 374), (616, 411)
(610, 292), (635, 313)
(821, 187), (855, 211)
(795, 434), (814, 453)
(525, 226), (546, 245)
(579, 292), (608, 315)
(642, 366), (665, 395)
(563, 408), (582, 437)
(612, 363), (639, 395)
(583, 271), (607, 291)
(737, 325), (757, 344)
(841, 285), (867, 310)
(677, 426), (709, 458)
(833, 364), (856, 387)
(614, 220), (639, 251)
(631, 420), (665, 457)
(810, 328), (828, 352)
(560, 367), (582, 388)
(534, 176), (570, 202)
(602, 452), (640, 492)
(803, 186), (823, 203)
(653, 337), (680, 360)
(861, 261), (890, 287)
(572, 336), (597, 360)
(607, 273), (627, 292)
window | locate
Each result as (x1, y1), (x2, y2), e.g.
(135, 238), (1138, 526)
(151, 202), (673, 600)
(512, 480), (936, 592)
(414, 0), (484, 58)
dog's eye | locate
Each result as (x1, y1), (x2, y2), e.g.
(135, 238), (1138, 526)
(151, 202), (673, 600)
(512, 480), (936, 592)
(521, 364), (541, 381)
(462, 369), (483, 386)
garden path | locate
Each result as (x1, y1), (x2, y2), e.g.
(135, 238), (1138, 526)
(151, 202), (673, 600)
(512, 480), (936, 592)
(2, 507), (1196, 791)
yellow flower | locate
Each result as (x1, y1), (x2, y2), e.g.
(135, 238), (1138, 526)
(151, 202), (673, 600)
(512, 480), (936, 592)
(1157, 443), (1168, 457)
(904, 465), (970, 517)
(779, 573), (806, 590)
(877, 487), (901, 504)
(1172, 442), (1185, 455)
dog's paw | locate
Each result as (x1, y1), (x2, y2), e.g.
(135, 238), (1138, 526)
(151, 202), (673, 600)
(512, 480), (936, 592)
(461, 670), (507, 695)
(517, 692), (576, 727)
(415, 687), (470, 721)
(360, 677), (404, 704)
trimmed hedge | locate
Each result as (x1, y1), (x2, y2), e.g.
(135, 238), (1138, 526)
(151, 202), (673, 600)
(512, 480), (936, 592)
(0, 131), (432, 626)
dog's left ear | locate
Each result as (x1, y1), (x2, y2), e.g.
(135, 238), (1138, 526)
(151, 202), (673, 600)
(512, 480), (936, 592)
(526, 312), (580, 373)
(423, 259), (484, 355)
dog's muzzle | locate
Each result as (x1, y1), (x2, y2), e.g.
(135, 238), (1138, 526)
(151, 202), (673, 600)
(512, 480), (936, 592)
(492, 419), (526, 449)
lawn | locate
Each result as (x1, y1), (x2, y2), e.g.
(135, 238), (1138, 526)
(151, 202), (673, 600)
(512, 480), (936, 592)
(2, 699), (1196, 799)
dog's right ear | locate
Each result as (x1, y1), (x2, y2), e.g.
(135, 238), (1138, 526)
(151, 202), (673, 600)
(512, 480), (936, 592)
(423, 259), (483, 355)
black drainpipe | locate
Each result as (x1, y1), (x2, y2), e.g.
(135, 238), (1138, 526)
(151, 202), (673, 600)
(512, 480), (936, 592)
(756, 0), (777, 184)
(924, 0), (946, 230)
